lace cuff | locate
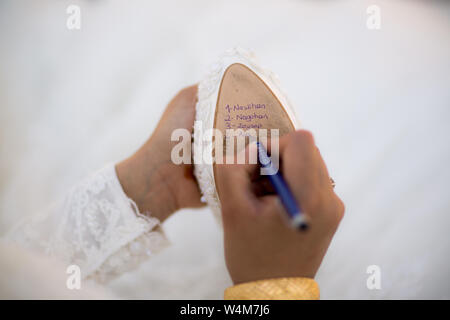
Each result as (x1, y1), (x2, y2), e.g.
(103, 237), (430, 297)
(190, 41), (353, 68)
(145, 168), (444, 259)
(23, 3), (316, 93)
(4, 164), (169, 283)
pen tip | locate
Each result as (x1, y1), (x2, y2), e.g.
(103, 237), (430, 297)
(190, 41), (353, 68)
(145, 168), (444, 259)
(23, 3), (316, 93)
(292, 214), (309, 231)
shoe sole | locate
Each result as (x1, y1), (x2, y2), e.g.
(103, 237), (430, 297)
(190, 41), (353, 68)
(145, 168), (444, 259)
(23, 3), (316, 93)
(194, 48), (300, 217)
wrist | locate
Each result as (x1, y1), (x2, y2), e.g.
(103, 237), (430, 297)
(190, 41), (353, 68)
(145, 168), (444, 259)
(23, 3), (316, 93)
(116, 148), (179, 222)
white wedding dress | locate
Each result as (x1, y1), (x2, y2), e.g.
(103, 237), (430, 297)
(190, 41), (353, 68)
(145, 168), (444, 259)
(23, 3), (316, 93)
(3, 164), (168, 289)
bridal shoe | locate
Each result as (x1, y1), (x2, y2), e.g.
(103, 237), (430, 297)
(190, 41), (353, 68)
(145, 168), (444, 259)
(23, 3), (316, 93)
(193, 47), (300, 217)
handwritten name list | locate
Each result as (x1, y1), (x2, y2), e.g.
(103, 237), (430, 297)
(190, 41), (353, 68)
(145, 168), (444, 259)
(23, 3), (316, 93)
(223, 103), (268, 130)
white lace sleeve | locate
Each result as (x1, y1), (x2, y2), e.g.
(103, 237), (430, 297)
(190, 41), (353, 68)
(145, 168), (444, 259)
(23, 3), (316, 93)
(3, 164), (169, 283)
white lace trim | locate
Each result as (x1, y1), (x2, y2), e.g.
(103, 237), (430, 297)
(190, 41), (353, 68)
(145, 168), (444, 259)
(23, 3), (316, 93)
(4, 164), (169, 282)
(193, 47), (300, 217)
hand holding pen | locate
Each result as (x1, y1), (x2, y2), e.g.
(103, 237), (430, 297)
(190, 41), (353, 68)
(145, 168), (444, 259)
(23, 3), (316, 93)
(256, 141), (309, 231)
(215, 130), (345, 284)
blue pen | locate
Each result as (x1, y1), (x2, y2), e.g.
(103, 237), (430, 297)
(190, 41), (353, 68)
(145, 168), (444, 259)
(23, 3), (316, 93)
(256, 142), (308, 231)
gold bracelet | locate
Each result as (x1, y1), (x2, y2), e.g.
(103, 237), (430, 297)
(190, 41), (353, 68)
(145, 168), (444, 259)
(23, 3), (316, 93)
(224, 277), (320, 300)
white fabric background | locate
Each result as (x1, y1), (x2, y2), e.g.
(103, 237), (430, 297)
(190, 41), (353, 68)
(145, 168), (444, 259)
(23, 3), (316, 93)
(0, 0), (449, 299)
